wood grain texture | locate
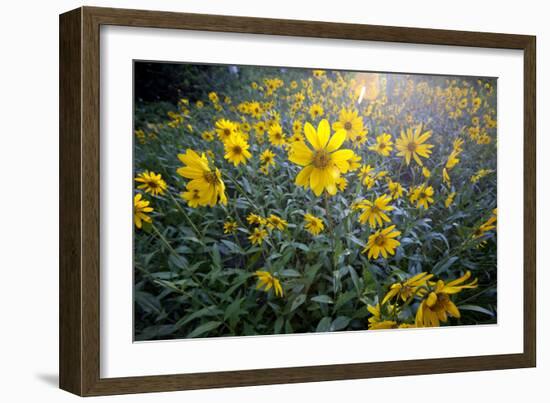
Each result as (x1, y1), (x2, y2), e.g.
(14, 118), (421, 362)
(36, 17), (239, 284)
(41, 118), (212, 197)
(59, 6), (537, 396)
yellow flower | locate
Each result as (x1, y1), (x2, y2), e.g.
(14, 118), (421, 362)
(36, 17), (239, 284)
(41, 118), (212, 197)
(362, 225), (401, 259)
(367, 303), (397, 330)
(215, 119), (238, 142)
(473, 212), (497, 238)
(248, 101), (263, 118)
(369, 133), (393, 156)
(254, 121), (267, 136)
(180, 188), (202, 208)
(196, 100), (204, 109)
(202, 130), (215, 142)
(446, 150), (460, 169)
(266, 214), (288, 231)
(470, 169), (493, 183)
(415, 272), (478, 327)
(247, 213), (266, 226)
(176, 149), (227, 207)
(223, 133), (252, 166)
(410, 184), (434, 209)
(268, 122), (286, 146)
(133, 193), (153, 229)
(382, 272), (433, 305)
(395, 125), (434, 166)
(332, 108), (367, 143)
(223, 220), (238, 234)
(357, 195), (394, 228)
(422, 167), (431, 178)
(445, 192), (456, 208)
(292, 120), (303, 134)
(249, 227), (268, 245)
(308, 103), (324, 119)
(260, 149), (276, 167)
(208, 91), (219, 103)
(387, 179), (404, 199)
(442, 168), (451, 187)
(304, 213), (324, 235)
(288, 120), (354, 196)
(254, 270), (283, 297)
(134, 171), (167, 196)
(336, 177), (348, 192)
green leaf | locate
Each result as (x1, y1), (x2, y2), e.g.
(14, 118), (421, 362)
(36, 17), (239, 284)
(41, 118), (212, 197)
(311, 295), (334, 304)
(175, 306), (222, 328)
(330, 316), (351, 331)
(290, 294), (306, 312)
(433, 256), (459, 275)
(458, 304), (495, 317)
(316, 317), (332, 332)
(187, 321), (222, 338)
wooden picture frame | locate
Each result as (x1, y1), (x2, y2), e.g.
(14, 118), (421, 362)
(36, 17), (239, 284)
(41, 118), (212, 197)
(59, 6), (536, 396)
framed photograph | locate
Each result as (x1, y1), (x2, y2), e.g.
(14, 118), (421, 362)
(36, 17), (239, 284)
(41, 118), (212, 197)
(59, 6), (536, 396)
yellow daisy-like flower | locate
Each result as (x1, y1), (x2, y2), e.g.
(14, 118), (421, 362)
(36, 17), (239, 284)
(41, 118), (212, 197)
(247, 213), (266, 226)
(215, 119), (238, 142)
(446, 150), (460, 170)
(357, 195), (394, 228)
(442, 168), (451, 187)
(445, 192), (456, 208)
(133, 193), (153, 229)
(260, 149), (276, 167)
(223, 220), (238, 234)
(332, 108), (367, 143)
(387, 179), (404, 199)
(208, 91), (219, 103)
(267, 122), (286, 146)
(304, 213), (324, 235)
(248, 101), (263, 119)
(254, 270), (283, 297)
(367, 303), (398, 330)
(415, 272), (478, 327)
(382, 272), (434, 305)
(180, 188), (202, 208)
(289, 119), (354, 196)
(176, 149), (227, 207)
(362, 225), (401, 259)
(410, 184), (434, 209)
(249, 227), (268, 245)
(266, 214), (288, 231)
(254, 121), (267, 136)
(369, 133), (393, 156)
(292, 120), (303, 134)
(473, 212), (497, 239)
(395, 124), (434, 166)
(308, 103), (324, 119)
(202, 130), (215, 142)
(336, 177), (347, 192)
(223, 133), (252, 166)
(134, 171), (167, 196)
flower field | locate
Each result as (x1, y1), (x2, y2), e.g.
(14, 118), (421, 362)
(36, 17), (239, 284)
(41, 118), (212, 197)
(133, 63), (497, 340)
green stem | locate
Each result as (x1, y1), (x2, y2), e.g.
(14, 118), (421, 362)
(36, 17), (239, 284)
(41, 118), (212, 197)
(167, 191), (203, 238)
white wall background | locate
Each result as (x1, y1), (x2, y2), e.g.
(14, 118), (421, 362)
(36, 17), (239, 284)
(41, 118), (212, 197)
(0, 0), (546, 401)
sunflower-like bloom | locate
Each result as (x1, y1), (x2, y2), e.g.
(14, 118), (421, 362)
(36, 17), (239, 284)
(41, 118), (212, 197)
(473, 211), (497, 238)
(267, 122), (286, 146)
(134, 171), (167, 196)
(247, 213), (266, 226)
(215, 119), (238, 142)
(249, 227), (268, 245)
(309, 103), (324, 119)
(415, 271), (478, 327)
(369, 133), (393, 156)
(180, 188), (202, 208)
(133, 194), (153, 229)
(382, 272), (434, 305)
(367, 304), (397, 330)
(223, 133), (252, 166)
(304, 213), (324, 235)
(289, 119), (354, 196)
(357, 195), (394, 228)
(254, 270), (283, 297)
(362, 225), (401, 259)
(176, 149), (227, 207)
(387, 179), (404, 199)
(395, 125), (434, 166)
(223, 220), (238, 234)
(332, 108), (367, 143)
(266, 214), (288, 231)
(260, 149), (276, 167)
(409, 184), (434, 209)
